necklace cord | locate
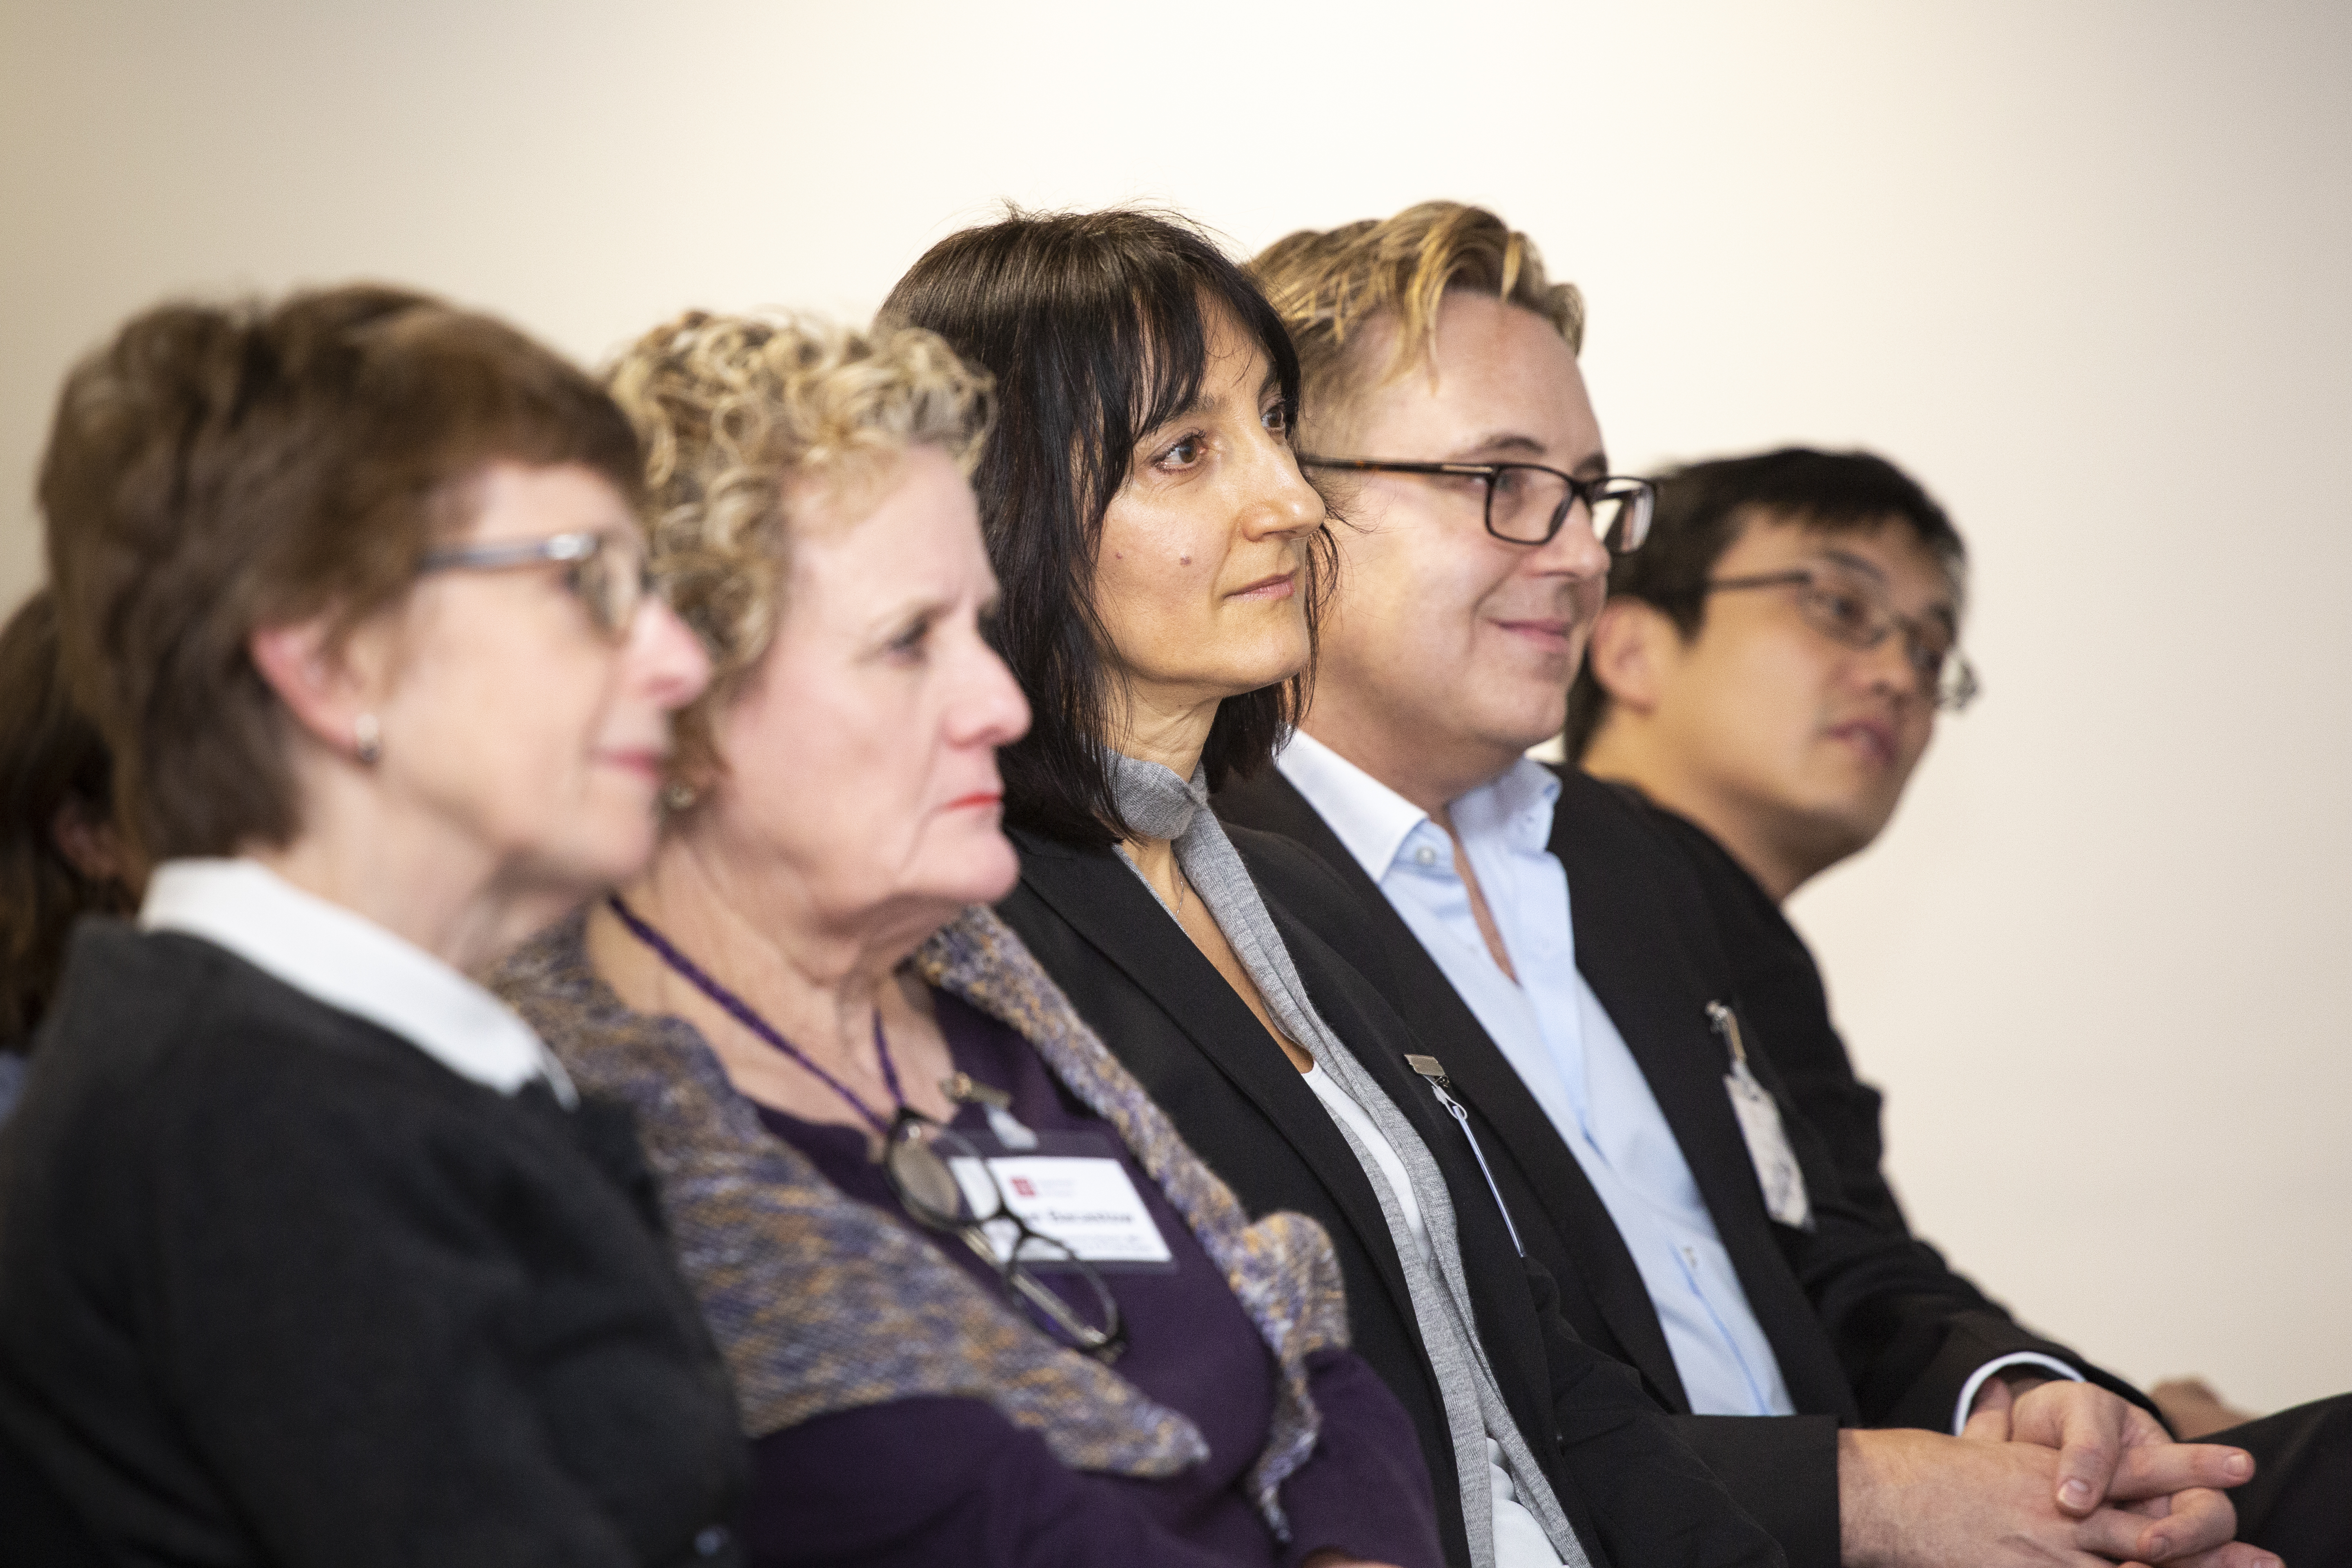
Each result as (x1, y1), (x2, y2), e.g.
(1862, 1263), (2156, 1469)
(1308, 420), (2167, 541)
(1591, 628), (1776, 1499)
(605, 893), (907, 1135)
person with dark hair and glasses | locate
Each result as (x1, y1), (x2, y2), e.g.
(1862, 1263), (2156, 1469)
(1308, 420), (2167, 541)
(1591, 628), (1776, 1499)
(886, 207), (1783, 1568)
(493, 308), (1444, 1568)
(1568, 448), (2352, 1548)
(1566, 448), (1971, 1237)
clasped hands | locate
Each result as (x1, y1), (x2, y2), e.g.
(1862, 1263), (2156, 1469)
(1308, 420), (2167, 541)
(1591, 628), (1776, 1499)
(1842, 1376), (2272, 1568)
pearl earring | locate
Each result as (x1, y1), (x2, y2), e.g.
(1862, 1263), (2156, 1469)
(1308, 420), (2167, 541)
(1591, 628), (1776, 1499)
(353, 713), (383, 766)
(662, 781), (698, 811)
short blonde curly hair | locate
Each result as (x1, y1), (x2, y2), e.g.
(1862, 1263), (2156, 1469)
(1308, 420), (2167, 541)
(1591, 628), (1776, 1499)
(605, 310), (992, 786)
(1250, 201), (1584, 444)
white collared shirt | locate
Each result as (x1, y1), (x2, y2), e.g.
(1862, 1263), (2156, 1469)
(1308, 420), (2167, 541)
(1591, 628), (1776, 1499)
(1278, 733), (1795, 1417)
(1278, 735), (2078, 1430)
(140, 858), (575, 1106)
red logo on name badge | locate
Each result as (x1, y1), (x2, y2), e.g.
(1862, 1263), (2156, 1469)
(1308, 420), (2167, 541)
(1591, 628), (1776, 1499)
(1011, 1177), (1036, 1197)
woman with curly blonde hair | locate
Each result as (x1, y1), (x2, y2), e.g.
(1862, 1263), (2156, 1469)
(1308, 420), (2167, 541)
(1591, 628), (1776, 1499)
(494, 311), (1441, 1568)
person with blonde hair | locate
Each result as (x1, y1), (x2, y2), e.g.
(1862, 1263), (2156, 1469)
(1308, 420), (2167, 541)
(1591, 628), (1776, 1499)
(0, 285), (741, 1565)
(1219, 199), (2276, 1567)
(494, 309), (1443, 1568)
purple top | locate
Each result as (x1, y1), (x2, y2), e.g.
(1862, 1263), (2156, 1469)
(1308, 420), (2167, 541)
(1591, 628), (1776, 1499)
(741, 988), (1441, 1568)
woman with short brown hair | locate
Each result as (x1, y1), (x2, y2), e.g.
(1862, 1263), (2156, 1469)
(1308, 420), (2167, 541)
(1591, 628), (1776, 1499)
(0, 284), (745, 1566)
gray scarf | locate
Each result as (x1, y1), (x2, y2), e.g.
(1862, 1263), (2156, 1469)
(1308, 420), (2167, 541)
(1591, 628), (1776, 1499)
(1109, 753), (1590, 1568)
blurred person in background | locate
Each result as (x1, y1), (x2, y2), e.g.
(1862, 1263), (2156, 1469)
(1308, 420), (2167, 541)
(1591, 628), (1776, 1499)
(495, 309), (1444, 1568)
(0, 588), (139, 1117)
(1568, 448), (2352, 1521)
(889, 207), (1784, 1568)
(0, 285), (745, 1566)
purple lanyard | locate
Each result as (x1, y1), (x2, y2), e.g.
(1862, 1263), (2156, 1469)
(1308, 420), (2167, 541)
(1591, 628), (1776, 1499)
(606, 893), (907, 1136)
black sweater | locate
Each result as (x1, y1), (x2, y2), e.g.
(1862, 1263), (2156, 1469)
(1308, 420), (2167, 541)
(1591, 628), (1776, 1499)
(0, 921), (747, 1567)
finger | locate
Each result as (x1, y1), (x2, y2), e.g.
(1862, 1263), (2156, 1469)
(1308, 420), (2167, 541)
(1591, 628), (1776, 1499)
(2107, 1443), (2257, 1501)
(2048, 1395), (2131, 1515)
(2166, 1544), (2282, 1568)
(1962, 1399), (2013, 1442)
(2072, 1503), (2198, 1562)
(2124, 1488), (2237, 1563)
(1969, 1372), (2017, 1421)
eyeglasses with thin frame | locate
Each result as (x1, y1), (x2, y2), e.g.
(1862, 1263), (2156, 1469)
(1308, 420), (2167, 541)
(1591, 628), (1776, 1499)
(416, 530), (656, 642)
(880, 1109), (1127, 1362)
(1298, 457), (1656, 552)
(1699, 566), (1981, 711)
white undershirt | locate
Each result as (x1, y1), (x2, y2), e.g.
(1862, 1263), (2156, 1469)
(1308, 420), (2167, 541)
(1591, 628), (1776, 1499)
(1301, 1065), (1567, 1568)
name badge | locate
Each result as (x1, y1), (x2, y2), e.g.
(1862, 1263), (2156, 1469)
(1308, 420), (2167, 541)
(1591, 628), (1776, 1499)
(947, 1129), (1176, 1270)
(1706, 1002), (1814, 1232)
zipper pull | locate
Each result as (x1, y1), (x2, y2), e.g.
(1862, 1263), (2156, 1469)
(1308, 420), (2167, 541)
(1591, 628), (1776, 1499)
(1405, 1055), (1525, 1258)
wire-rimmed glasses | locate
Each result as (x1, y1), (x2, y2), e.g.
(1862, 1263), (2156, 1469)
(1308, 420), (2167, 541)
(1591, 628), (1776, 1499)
(1298, 457), (1656, 552)
(1701, 566), (1981, 711)
(880, 1110), (1127, 1362)
(417, 530), (656, 642)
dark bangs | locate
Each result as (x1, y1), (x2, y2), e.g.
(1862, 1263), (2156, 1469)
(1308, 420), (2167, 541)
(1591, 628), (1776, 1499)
(883, 208), (1322, 849)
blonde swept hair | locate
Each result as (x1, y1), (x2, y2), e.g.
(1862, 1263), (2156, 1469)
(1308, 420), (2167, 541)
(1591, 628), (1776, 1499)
(605, 310), (993, 786)
(1250, 201), (1584, 440)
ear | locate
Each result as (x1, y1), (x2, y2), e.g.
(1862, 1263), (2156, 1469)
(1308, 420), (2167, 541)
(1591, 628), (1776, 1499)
(51, 799), (129, 886)
(1585, 598), (1678, 719)
(248, 617), (387, 762)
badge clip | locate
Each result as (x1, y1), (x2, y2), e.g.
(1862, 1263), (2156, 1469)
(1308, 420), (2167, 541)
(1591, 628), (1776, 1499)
(1404, 1054), (1524, 1257)
(1706, 1002), (1814, 1232)
(942, 1071), (1040, 1150)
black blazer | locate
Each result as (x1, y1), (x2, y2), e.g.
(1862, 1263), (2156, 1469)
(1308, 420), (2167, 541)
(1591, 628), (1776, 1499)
(1626, 791), (1911, 1235)
(1216, 764), (2150, 1567)
(998, 825), (1782, 1568)
(0, 922), (748, 1568)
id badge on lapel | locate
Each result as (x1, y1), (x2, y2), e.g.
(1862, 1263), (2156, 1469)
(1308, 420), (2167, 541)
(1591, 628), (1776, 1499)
(1706, 1001), (1814, 1232)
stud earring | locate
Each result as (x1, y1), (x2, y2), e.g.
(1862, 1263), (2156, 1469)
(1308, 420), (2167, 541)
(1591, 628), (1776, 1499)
(662, 781), (698, 811)
(353, 713), (383, 766)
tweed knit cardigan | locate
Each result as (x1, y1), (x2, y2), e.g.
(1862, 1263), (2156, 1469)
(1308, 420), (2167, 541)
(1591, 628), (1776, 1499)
(494, 902), (1352, 1535)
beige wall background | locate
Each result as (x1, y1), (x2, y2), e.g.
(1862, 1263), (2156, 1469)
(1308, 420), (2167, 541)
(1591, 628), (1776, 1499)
(5, 0), (2347, 1411)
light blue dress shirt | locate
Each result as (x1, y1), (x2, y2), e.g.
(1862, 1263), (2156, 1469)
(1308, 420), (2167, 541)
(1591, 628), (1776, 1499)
(1277, 731), (1797, 1417)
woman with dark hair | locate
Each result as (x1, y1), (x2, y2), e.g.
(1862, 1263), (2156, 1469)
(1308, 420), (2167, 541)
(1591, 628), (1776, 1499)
(494, 309), (1442, 1568)
(885, 210), (1782, 1568)
(0, 285), (745, 1564)
(0, 589), (137, 1112)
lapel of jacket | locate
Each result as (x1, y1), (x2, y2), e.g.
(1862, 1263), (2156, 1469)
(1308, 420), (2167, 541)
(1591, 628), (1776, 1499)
(1215, 768), (1693, 1412)
(1008, 829), (1424, 1346)
(1548, 769), (1859, 1419)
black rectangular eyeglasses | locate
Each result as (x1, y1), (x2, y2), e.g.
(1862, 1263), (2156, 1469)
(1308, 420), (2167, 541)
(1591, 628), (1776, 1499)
(1299, 457), (1655, 552)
